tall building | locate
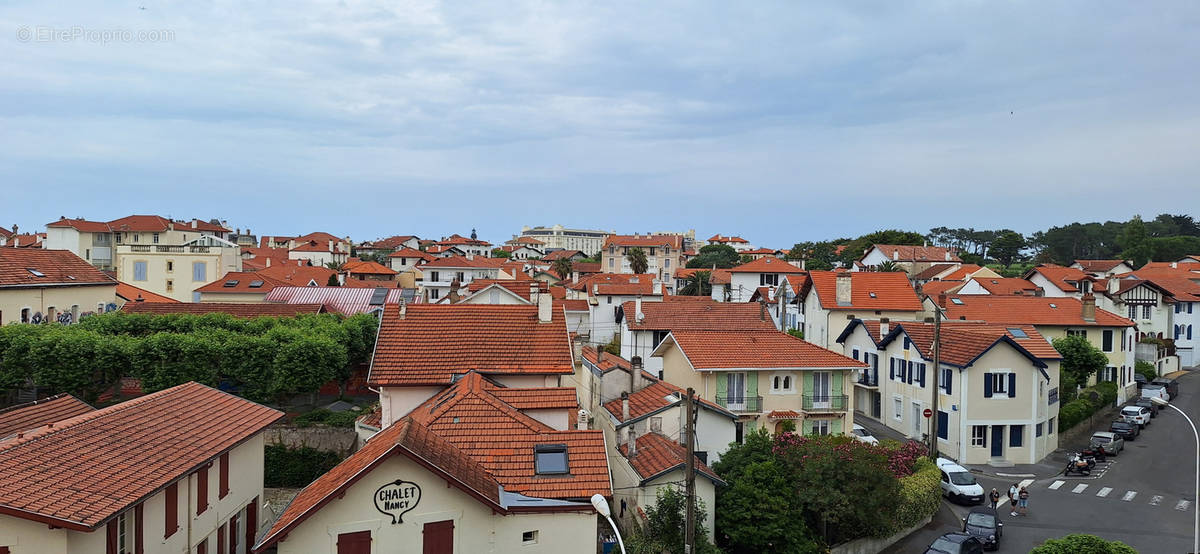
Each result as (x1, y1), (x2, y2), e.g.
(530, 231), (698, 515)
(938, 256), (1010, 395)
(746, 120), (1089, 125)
(518, 224), (611, 254)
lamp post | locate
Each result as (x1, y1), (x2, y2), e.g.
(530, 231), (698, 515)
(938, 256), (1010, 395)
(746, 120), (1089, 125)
(591, 493), (627, 554)
(1151, 397), (1197, 554)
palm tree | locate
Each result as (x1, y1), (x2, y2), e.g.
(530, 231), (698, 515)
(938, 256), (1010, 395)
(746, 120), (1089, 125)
(627, 247), (649, 274)
(679, 271), (712, 296)
(876, 260), (900, 272)
(551, 258), (573, 280)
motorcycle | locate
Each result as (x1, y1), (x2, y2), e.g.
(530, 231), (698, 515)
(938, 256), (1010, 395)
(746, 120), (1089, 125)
(1065, 454), (1091, 476)
(1081, 446), (1107, 463)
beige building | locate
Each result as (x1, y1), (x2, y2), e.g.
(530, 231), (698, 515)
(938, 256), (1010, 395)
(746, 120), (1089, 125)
(600, 235), (687, 285)
(0, 382), (280, 554)
(519, 224), (612, 254)
(802, 270), (928, 349)
(651, 329), (866, 440)
(0, 249), (118, 324)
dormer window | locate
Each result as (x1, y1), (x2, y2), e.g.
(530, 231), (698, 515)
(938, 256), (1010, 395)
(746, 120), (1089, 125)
(534, 444), (569, 475)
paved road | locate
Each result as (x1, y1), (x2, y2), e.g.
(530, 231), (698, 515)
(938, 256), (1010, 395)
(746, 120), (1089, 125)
(887, 371), (1198, 552)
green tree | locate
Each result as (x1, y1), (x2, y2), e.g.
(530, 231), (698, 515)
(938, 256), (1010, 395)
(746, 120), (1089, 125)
(627, 487), (720, 554)
(1119, 215), (1153, 268)
(551, 258), (573, 279)
(687, 244), (741, 269)
(1151, 235), (1200, 262)
(990, 231), (1026, 268)
(875, 260), (900, 272)
(679, 271), (712, 296)
(627, 247), (649, 274)
(326, 274), (340, 286)
(837, 230), (927, 266)
(1030, 534), (1137, 554)
(714, 430), (821, 553)
(1052, 335), (1108, 391)
(491, 248), (511, 259)
(786, 241), (839, 271)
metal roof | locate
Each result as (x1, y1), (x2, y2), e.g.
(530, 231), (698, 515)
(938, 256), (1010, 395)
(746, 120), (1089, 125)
(263, 286), (419, 315)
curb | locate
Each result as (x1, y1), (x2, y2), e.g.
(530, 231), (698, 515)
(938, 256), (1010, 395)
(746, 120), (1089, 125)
(994, 472), (1037, 478)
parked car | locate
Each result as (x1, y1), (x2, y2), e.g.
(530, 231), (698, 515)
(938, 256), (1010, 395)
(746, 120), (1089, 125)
(926, 532), (985, 554)
(1090, 431), (1125, 455)
(1152, 377), (1179, 399)
(851, 424), (879, 445)
(1120, 405), (1152, 428)
(1134, 373), (1149, 389)
(1142, 384), (1171, 403)
(1133, 397), (1160, 418)
(961, 506), (1003, 551)
(1110, 420), (1140, 441)
(937, 458), (984, 504)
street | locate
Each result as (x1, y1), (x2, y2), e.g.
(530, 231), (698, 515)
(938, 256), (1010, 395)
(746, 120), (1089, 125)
(887, 370), (1199, 553)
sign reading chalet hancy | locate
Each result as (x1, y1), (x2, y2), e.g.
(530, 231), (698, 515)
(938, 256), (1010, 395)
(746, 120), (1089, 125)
(374, 479), (422, 524)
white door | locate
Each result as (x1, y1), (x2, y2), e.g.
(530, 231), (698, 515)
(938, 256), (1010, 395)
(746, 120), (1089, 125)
(727, 373), (746, 411)
(912, 402), (922, 438)
(813, 371), (831, 409)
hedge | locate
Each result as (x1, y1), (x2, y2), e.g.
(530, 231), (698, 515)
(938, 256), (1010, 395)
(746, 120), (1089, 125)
(264, 444), (343, 488)
(1059, 382), (1119, 431)
(293, 408), (362, 428)
(1135, 360), (1157, 381)
(889, 457), (941, 533)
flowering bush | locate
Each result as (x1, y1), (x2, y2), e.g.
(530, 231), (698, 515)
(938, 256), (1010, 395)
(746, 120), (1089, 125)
(889, 457), (942, 533)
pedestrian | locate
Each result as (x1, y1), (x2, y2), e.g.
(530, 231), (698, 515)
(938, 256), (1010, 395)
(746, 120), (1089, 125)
(989, 488), (1000, 510)
(1018, 486), (1029, 516)
(1008, 483), (1019, 516)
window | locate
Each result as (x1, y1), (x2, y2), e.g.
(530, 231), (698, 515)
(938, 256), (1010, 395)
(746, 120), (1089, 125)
(534, 444), (569, 474)
(164, 483), (178, 538)
(132, 233), (139, 243)
(166, 280), (173, 292)
(665, 259), (671, 269)
(430, 289), (440, 300)
(522, 531), (539, 545)
(893, 396), (903, 421)
(20, 308), (29, 323)
(166, 260), (173, 272)
(940, 367), (953, 395)
(1007, 327), (1028, 338)
(115, 233), (122, 244)
(1128, 304), (1137, 320)
(609, 258), (614, 268)
(771, 373), (793, 393)
(455, 271), (465, 282)
(810, 420), (830, 436)
(971, 425), (986, 447)
(219, 452), (229, 499)
(192, 261), (206, 282)
(1048, 417), (1055, 434)
(152, 233), (159, 244)
(1142, 305), (1151, 320)
(783, 376), (791, 390)
(937, 411), (948, 440)
(1102, 329), (1113, 352)
(852, 348), (860, 360)
(197, 465), (209, 515)
(133, 261), (147, 281)
(430, 271), (440, 282)
(984, 372), (1013, 398)
(1036, 423), (1044, 437)
(650, 417), (662, 433)
(1009, 425), (1024, 447)
(116, 512), (128, 554)
(1066, 329), (1087, 339)
(734, 421), (744, 444)
(760, 273), (779, 286)
(400, 258), (407, 266)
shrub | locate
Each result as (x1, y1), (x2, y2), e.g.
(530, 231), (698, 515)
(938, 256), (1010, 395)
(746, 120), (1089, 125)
(1094, 381), (1118, 406)
(1031, 534), (1137, 553)
(264, 444), (342, 487)
(1135, 360), (1157, 381)
(889, 458), (941, 533)
(293, 408), (361, 428)
(1058, 398), (1094, 431)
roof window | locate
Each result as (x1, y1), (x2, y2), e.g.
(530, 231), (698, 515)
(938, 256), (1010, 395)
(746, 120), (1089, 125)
(1049, 303), (1057, 309)
(26, 268), (45, 277)
(1007, 328), (1028, 338)
(248, 280), (264, 288)
(223, 280), (239, 287)
(534, 444), (569, 475)
(868, 292), (877, 298)
(950, 298), (964, 305)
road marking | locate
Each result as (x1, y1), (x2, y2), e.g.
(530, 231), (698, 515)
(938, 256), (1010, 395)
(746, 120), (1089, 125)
(1150, 495), (1163, 506)
(1096, 487), (1112, 498)
(1122, 491), (1137, 502)
(1049, 480), (1065, 490)
(1177, 500), (1191, 511)
(1072, 484), (1089, 494)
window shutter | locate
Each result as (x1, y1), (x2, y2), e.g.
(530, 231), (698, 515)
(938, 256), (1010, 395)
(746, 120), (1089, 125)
(918, 364), (926, 388)
(219, 453), (229, 499)
(165, 483), (178, 539)
(907, 361), (914, 384)
(945, 369), (952, 396)
(245, 497), (258, 552)
(852, 348), (859, 361)
(983, 373), (993, 398)
(218, 523), (226, 554)
(889, 358), (895, 380)
(106, 518), (118, 554)
(1008, 373), (1016, 398)
(197, 465), (209, 515)
(135, 503), (144, 554)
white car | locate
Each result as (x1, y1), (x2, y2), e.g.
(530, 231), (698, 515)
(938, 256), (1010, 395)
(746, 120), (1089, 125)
(936, 458), (985, 505)
(1120, 405), (1151, 428)
(1141, 384), (1171, 403)
(851, 424), (878, 445)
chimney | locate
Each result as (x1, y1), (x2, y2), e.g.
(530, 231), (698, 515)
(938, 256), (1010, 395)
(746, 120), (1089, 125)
(627, 427), (637, 456)
(398, 299), (407, 319)
(800, 259), (806, 270)
(635, 295), (644, 323)
(191, 220), (198, 229)
(266, 257), (272, 268)
(937, 293), (948, 308)
(11, 224), (17, 235)
(466, 253), (474, 260)
(879, 317), (889, 336)
(760, 299), (767, 321)
(631, 356), (644, 392)
(836, 270), (852, 306)
(945, 251), (951, 261)
(653, 278), (662, 295)
(1107, 277), (1118, 294)
(576, 410), (589, 430)
(621, 392), (630, 423)
(1171, 262), (1178, 269)
(892, 249), (899, 261)
(1082, 293), (1096, 321)
(538, 286), (553, 322)
(448, 279), (461, 303)
(135, 294), (144, 302)
(529, 283), (540, 304)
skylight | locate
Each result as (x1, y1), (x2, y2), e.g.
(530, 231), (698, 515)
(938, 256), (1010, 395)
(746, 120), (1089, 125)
(1049, 303), (1057, 308)
(1007, 328), (1028, 338)
(868, 292), (877, 298)
(223, 280), (239, 287)
(248, 280), (264, 288)
(25, 268), (45, 277)
(534, 444), (569, 475)
(951, 298), (964, 305)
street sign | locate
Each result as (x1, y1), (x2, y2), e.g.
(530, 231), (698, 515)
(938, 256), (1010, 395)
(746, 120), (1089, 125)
(923, 408), (933, 418)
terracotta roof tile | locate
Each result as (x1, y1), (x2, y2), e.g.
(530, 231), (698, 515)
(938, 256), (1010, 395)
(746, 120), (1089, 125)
(1074, 259), (1131, 272)
(489, 386), (578, 411)
(121, 302), (324, 317)
(726, 256), (805, 274)
(107, 215), (172, 232)
(437, 234), (491, 247)
(940, 265), (986, 281)
(919, 280), (965, 296)
(194, 271), (288, 294)
(866, 244), (962, 263)
(602, 378), (733, 424)
(341, 260), (397, 275)
(542, 250), (584, 261)
(561, 299), (590, 311)
(664, 330), (868, 370)
(707, 235), (749, 243)
(0, 249), (117, 287)
(620, 300), (778, 331)
(387, 247), (435, 262)
(1025, 264), (1091, 293)
(808, 271), (924, 311)
(939, 295), (1134, 327)
(0, 382), (281, 529)
(0, 394), (94, 440)
(115, 282), (180, 303)
(880, 321), (1060, 367)
(360, 235), (418, 249)
(572, 262), (602, 274)
(369, 304), (574, 386)
(618, 432), (722, 484)
(971, 277), (1042, 296)
(913, 264), (959, 280)
(421, 255), (509, 269)
(582, 346), (631, 374)
(5, 233), (45, 248)
(45, 218), (112, 233)
(570, 273), (661, 295)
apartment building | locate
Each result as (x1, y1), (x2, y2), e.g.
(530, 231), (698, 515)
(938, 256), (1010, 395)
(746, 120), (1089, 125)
(519, 224), (611, 254)
(600, 234), (686, 286)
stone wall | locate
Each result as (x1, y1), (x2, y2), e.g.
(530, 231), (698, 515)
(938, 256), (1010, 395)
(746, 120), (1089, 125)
(830, 515), (933, 554)
(263, 424), (359, 457)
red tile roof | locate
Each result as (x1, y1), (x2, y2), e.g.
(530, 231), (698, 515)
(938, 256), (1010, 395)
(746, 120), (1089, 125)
(971, 277), (1042, 296)
(0, 227), (12, 239)
(1025, 264), (1091, 293)
(620, 299), (778, 331)
(507, 236), (546, 246)
(572, 262), (602, 274)
(115, 282), (180, 303)
(618, 432), (722, 484)
(543, 249), (584, 261)
(919, 280), (965, 296)
(194, 271), (288, 293)
(742, 248), (780, 255)
(437, 234), (492, 247)
(940, 265), (985, 281)
(602, 235), (684, 249)
(726, 256), (804, 274)
(602, 378), (733, 425)
(582, 346), (632, 374)
(489, 386), (578, 411)
(341, 260), (397, 275)
(663, 330), (869, 370)
(0, 248), (117, 287)
(707, 234), (748, 243)
(938, 295), (1135, 327)
(121, 302), (324, 317)
(421, 255), (510, 269)
(290, 239), (340, 253)
(176, 219), (231, 233)
(561, 299), (589, 311)
(45, 218), (112, 233)
(881, 321), (1060, 367)
(866, 244), (962, 263)
(260, 264), (339, 287)
(0, 394), (94, 440)
(571, 273), (661, 296)
(257, 417), (504, 552)
(370, 304), (574, 386)
(808, 271), (924, 311)
(1122, 272), (1200, 302)
(108, 214), (171, 232)
(1074, 259), (1131, 272)
(913, 263), (960, 281)
(387, 247), (435, 262)
(0, 382), (281, 530)
(708, 268), (733, 285)
(360, 235), (418, 249)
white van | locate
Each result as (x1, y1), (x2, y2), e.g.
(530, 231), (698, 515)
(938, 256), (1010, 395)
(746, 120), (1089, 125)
(1141, 384), (1171, 403)
(936, 458), (985, 505)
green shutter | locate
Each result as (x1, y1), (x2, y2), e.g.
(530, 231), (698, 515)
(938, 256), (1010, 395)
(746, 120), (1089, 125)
(831, 372), (843, 397)
(801, 419), (812, 435)
(746, 373), (758, 399)
(716, 373), (727, 405)
(803, 372), (814, 395)
(831, 419), (843, 435)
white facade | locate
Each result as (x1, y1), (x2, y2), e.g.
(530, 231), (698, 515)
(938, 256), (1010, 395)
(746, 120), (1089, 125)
(521, 225), (611, 254)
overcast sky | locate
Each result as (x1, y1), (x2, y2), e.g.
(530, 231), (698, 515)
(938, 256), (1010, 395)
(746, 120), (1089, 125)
(3, 1), (1199, 246)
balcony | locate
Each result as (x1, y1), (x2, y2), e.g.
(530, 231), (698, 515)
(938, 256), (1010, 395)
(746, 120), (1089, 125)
(802, 394), (848, 412)
(857, 372), (878, 388)
(128, 245), (151, 252)
(715, 395), (763, 414)
(155, 245), (185, 253)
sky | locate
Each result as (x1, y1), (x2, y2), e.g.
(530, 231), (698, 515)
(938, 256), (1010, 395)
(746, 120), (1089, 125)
(3, 1), (1199, 247)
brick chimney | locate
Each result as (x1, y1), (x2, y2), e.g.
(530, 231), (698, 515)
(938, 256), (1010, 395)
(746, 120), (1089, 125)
(836, 270), (852, 306)
(537, 286), (553, 323)
(937, 292), (948, 308)
(1082, 293), (1096, 322)
(448, 279), (460, 303)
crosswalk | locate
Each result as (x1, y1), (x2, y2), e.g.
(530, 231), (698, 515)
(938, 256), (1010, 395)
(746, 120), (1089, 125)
(1045, 480), (1192, 511)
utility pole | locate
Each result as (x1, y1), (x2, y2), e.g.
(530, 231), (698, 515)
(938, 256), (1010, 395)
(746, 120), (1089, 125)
(684, 387), (697, 554)
(929, 304), (942, 460)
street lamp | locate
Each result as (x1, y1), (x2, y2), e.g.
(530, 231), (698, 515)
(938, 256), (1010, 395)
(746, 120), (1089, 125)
(1151, 396), (1197, 554)
(591, 493), (627, 554)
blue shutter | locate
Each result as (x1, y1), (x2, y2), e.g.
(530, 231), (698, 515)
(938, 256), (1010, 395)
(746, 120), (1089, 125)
(133, 261), (147, 281)
(889, 358), (895, 380)
(918, 363), (926, 388)
(983, 373), (993, 398)
(853, 348), (860, 361)
(945, 368), (952, 396)
(937, 411), (948, 440)
(1008, 373), (1016, 398)
(907, 361), (914, 384)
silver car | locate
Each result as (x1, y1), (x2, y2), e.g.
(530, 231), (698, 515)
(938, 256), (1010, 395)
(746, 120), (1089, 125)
(1090, 431), (1125, 455)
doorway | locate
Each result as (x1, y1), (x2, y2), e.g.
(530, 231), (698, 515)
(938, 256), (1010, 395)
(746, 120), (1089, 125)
(911, 402), (922, 438)
(991, 425), (1005, 458)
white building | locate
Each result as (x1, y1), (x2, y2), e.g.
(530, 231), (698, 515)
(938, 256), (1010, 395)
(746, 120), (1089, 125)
(717, 256), (805, 304)
(802, 270), (927, 349)
(616, 298), (778, 377)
